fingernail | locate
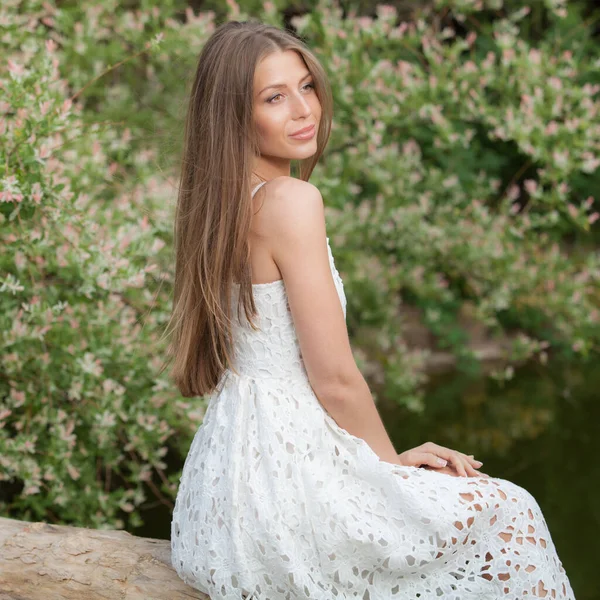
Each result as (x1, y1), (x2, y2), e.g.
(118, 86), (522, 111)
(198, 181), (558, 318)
(474, 460), (483, 466)
(437, 458), (447, 466)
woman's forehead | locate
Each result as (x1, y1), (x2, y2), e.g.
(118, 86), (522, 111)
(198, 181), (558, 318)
(254, 50), (308, 88)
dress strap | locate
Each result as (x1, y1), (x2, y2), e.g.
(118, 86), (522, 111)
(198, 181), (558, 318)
(251, 181), (267, 198)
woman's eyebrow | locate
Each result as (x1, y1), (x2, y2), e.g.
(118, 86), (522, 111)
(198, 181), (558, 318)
(257, 72), (312, 96)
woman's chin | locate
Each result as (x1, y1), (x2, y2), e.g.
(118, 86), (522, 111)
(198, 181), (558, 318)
(287, 142), (318, 159)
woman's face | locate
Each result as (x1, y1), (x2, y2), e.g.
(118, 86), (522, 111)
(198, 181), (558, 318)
(253, 49), (322, 173)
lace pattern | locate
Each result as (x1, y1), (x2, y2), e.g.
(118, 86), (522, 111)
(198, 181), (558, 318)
(227, 237), (345, 382)
(171, 183), (575, 599)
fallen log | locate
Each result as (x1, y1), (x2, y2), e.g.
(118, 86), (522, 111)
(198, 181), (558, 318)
(0, 516), (208, 599)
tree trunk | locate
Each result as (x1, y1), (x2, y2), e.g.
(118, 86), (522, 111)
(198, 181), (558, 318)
(0, 516), (208, 599)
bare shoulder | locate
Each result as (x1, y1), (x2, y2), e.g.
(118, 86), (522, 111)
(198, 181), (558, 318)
(265, 175), (320, 197)
(254, 177), (360, 396)
(253, 176), (324, 241)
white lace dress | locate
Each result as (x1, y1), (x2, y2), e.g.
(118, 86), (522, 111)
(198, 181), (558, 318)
(171, 183), (575, 600)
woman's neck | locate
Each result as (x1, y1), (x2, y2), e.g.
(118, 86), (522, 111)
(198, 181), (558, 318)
(251, 172), (267, 188)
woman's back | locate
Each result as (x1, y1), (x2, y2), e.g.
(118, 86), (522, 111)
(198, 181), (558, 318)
(170, 182), (574, 600)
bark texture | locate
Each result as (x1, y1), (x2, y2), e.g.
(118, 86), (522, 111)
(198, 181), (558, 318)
(0, 516), (208, 600)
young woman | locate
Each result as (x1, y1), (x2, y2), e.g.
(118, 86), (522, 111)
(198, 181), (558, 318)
(167, 20), (575, 600)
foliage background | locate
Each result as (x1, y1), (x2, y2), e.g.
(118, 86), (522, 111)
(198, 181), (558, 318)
(1, 0), (598, 596)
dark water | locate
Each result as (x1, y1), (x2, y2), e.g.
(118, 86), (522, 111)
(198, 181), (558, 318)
(135, 359), (598, 599)
(376, 360), (598, 600)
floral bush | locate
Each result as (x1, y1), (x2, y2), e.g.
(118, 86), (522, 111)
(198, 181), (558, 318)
(1, 0), (598, 529)
(294, 0), (600, 410)
(0, 0), (212, 528)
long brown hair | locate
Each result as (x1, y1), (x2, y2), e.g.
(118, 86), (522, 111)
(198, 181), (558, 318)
(160, 20), (333, 398)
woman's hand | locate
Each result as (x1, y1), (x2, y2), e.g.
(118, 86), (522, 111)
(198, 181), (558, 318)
(396, 441), (489, 478)
(423, 463), (490, 478)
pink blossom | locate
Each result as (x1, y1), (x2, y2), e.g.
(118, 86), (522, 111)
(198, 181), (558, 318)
(520, 94), (533, 108)
(31, 182), (43, 204)
(553, 149), (569, 169)
(564, 117), (579, 133)
(507, 184), (520, 201)
(376, 5), (397, 19)
(582, 83), (600, 95)
(558, 182), (569, 195)
(482, 51), (496, 69)
(39, 100), (51, 116)
(548, 77), (562, 91)
(226, 0), (240, 17)
(524, 179), (537, 195)
(0, 191), (18, 203)
(529, 49), (542, 65)
(396, 22), (408, 37)
(11, 389), (25, 406)
(582, 155), (600, 172)
(502, 48), (515, 62)
(67, 464), (81, 480)
(7, 59), (24, 76)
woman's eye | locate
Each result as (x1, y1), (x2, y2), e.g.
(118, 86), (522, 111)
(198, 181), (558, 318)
(266, 82), (315, 104)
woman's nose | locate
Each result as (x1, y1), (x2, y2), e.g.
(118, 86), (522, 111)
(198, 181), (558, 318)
(291, 93), (311, 118)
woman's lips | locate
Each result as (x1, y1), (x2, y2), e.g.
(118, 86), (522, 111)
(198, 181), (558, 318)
(289, 124), (316, 140)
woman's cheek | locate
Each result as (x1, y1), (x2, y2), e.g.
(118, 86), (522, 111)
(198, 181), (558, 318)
(257, 115), (285, 147)
(254, 117), (272, 148)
